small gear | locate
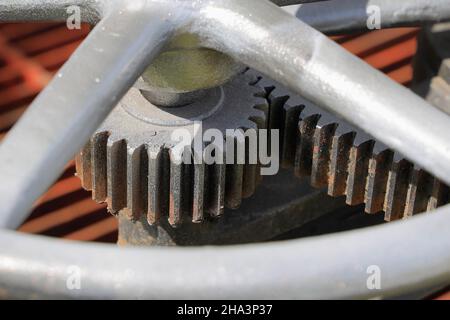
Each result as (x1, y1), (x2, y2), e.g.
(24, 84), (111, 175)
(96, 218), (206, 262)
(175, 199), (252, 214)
(252, 71), (449, 221)
(76, 72), (268, 226)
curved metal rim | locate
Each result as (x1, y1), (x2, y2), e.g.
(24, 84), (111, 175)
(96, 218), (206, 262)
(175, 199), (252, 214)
(1, 204), (450, 299)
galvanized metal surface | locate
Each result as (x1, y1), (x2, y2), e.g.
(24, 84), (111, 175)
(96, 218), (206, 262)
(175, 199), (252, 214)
(287, 0), (450, 34)
(1, 205), (450, 299)
(0, 0), (322, 23)
(0, 0), (449, 299)
(117, 170), (347, 246)
(0, 0), (107, 23)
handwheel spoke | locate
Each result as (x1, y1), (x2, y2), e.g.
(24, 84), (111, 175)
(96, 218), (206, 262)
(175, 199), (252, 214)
(0, 0), (106, 23)
(288, 0), (450, 34)
(0, 3), (179, 229)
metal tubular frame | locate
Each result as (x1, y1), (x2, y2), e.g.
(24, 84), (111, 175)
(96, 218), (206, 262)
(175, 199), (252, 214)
(0, 0), (106, 23)
(287, 0), (450, 34)
(0, 0), (449, 299)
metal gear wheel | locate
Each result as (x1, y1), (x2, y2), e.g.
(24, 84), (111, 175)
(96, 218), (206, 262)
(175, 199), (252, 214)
(76, 65), (449, 231)
(75, 72), (268, 227)
(252, 72), (449, 222)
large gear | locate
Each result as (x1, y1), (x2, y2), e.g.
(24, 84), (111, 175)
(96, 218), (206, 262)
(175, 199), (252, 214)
(252, 72), (449, 221)
(76, 72), (268, 226)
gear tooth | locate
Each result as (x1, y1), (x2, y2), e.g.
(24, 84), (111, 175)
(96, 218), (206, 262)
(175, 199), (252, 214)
(224, 134), (244, 209)
(147, 147), (160, 224)
(254, 95), (269, 116)
(384, 158), (413, 221)
(125, 145), (147, 221)
(225, 163), (244, 209)
(242, 164), (258, 199)
(345, 140), (373, 206)
(183, 161), (194, 223)
(242, 119), (259, 131)
(244, 71), (267, 99)
(266, 92), (288, 166)
(248, 83), (269, 130)
(427, 179), (449, 211)
(364, 149), (393, 214)
(311, 122), (337, 188)
(258, 79), (306, 171)
(269, 85), (291, 100)
(106, 137), (127, 214)
(260, 78), (280, 96)
(255, 163), (263, 185)
(91, 131), (109, 203)
(280, 104), (303, 168)
(205, 160), (226, 218)
(328, 131), (354, 197)
(241, 128), (259, 199)
(75, 140), (92, 190)
(268, 96), (289, 137)
(147, 147), (169, 225)
(244, 69), (261, 86)
(294, 114), (320, 177)
(249, 108), (267, 129)
(224, 129), (248, 209)
(192, 159), (205, 223)
(252, 81), (269, 99)
(404, 168), (433, 218)
(167, 149), (185, 227)
(267, 85), (311, 169)
(242, 143), (261, 199)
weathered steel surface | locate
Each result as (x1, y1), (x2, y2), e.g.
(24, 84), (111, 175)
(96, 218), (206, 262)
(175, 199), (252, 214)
(117, 170), (347, 246)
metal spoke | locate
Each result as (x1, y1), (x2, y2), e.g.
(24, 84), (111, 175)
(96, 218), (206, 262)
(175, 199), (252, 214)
(0, 0), (107, 23)
(0, 3), (180, 229)
(287, 0), (450, 34)
(0, 0), (326, 24)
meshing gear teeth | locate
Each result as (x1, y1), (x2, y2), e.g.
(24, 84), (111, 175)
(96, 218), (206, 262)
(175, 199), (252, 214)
(251, 71), (449, 221)
(76, 72), (268, 226)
